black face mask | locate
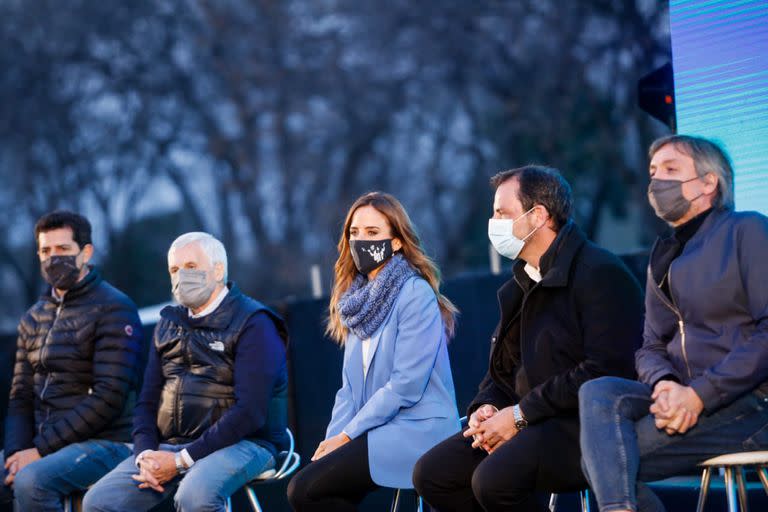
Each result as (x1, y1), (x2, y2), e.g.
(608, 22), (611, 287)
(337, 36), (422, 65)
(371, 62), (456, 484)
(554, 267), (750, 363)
(350, 239), (394, 275)
(41, 255), (82, 290)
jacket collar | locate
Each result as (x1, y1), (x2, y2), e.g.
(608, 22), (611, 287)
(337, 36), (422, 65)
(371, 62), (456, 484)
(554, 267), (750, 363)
(649, 207), (731, 282)
(42, 265), (101, 304)
(511, 220), (586, 289)
(496, 220), (586, 333)
(161, 282), (243, 330)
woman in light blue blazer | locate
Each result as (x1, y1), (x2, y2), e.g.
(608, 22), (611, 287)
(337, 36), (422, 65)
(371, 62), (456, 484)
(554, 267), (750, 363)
(288, 192), (460, 511)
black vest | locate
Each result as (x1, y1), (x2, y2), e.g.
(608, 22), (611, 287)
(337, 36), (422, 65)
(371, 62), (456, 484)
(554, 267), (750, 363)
(153, 284), (288, 449)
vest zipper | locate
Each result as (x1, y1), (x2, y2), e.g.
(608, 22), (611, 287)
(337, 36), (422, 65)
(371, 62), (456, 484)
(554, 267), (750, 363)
(651, 266), (693, 379)
(39, 300), (64, 434)
(174, 326), (186, 436)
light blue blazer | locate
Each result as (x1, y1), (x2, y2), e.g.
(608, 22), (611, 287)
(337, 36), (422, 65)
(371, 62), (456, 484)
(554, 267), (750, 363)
(326, 276), (460, 488)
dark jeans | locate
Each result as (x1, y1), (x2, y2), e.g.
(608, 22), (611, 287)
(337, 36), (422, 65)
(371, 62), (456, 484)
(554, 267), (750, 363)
(412, 417), (586, 512)
(579, 377), (768, 512)
(287, 434), (379, 512)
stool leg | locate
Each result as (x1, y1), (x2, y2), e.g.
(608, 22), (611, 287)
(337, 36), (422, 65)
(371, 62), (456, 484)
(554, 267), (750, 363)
(696, 467), (712, 512)
(735, 466), (749, 512)
(390, 488), (401, 512)
(548, 493), (558, 512)
(758, 467), (768, 496)
(245, 486), (264, 512)
(725, 467), (739, 512)
(581, 489), (591, 512)
(225, 496), (232, 512)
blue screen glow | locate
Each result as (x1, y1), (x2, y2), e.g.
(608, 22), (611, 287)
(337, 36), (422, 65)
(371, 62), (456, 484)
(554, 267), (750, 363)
(670, 0), (768, 214)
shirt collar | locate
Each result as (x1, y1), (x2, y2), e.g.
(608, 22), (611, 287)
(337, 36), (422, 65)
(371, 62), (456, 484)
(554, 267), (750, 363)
(188, 285), (229, 318)
(523, 263), (542, 283)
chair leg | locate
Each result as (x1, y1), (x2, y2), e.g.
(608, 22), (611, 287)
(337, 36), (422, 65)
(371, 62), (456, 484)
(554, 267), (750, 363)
(735, 466), (749, 512)
(580, 488), (591, 512)
(696, 467), (712, 512)
(390, 488), (401, 512)
(548, 493), (558, 512)
(758, 467), (768, 496)
(725, 467), (739, 512)
(245, 485), (264, 512)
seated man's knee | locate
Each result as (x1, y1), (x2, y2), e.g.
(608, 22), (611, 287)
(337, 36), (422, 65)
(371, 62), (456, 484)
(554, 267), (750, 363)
(471, 461), (506, 509)
(412, 449), (440, 497)
(175, 478), (223, 512)
(82, 486), (114, 512)
(13, 463), (44, 498)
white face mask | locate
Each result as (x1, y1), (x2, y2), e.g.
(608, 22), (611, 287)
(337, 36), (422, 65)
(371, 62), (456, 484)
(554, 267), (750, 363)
(488, 207), (539, 260)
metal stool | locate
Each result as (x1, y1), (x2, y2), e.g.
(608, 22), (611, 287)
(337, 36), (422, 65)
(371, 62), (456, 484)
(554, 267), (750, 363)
(390, 488), (424, 512)
(225, 428), (301, 512)
(549, 489), (591, 512)
(696, 451), (768, 512)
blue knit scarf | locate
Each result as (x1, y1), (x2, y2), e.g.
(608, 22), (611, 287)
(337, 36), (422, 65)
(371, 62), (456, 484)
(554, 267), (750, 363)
(338, 254), (417, 340)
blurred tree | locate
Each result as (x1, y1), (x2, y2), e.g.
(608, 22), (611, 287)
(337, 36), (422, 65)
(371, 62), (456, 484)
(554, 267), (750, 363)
(0, 0), (670, 329)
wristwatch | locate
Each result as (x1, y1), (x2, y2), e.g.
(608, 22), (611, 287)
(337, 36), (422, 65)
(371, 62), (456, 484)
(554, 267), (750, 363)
(174, 452), (188, 474)
(512, 404), (528, 430)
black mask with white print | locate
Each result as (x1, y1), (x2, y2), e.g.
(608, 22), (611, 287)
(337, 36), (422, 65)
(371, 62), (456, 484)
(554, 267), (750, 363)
(350, 239), (394, 275)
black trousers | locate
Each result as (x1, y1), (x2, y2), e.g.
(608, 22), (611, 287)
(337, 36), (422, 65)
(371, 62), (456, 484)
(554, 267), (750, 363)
(412, 417), (587, 512)
(287, 434), (380, 511)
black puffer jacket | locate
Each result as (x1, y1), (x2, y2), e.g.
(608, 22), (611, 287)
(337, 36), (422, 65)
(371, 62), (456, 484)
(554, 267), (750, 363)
(4, 268), (143, 456)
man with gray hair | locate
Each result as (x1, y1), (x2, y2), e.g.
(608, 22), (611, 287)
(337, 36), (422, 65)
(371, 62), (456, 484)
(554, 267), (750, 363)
(579, 135), (768, 512)
(84, 232), (289, 512)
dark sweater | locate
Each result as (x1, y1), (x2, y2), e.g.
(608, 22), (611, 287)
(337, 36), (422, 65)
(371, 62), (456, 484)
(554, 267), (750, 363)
(132, 311), (286, 460)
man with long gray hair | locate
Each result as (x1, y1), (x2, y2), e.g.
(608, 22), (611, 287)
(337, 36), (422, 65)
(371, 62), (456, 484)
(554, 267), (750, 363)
(579, 135), (768, 512)
(84, 232), (289, 512)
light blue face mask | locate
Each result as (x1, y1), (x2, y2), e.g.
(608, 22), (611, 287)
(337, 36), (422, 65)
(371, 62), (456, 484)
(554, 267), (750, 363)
(487, 207), (540, 260)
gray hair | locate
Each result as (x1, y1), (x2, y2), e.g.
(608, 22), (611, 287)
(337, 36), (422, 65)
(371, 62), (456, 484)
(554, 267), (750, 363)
(168, 232), (228, 282)
(649, 135), (734, 210)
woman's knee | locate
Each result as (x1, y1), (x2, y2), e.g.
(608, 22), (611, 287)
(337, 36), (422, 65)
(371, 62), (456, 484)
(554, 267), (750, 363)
(286, 468), (312, 508)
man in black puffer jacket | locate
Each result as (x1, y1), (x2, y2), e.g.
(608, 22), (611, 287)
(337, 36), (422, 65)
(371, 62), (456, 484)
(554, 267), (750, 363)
(2, 210), (143, 511)
(83, 232), (288, 512)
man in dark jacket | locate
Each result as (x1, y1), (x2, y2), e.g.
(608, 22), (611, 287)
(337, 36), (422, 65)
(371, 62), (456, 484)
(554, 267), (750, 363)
(580, 135), (768, 512)
(83, 232), (288, 512)
(413, 166), (644, 511)
(1, 210), (143, 511)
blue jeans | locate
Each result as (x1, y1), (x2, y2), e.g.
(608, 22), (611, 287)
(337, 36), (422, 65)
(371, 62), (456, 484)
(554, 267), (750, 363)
(82, 440), (275, 512)
(0, 440), (132, 512)
(579, 377), (768, 512)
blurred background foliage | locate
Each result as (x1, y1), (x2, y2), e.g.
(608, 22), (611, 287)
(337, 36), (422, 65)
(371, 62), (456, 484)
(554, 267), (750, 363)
(0, 0), (671, 330)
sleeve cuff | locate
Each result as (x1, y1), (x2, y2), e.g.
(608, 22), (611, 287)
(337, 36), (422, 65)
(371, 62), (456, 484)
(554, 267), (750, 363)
(689, 376), (720, 413)
(180, 449), (195, 468)
(135, 449), (153, 468)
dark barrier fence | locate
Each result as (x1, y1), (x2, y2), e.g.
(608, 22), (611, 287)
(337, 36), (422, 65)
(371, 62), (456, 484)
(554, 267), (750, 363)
(9, 253), (765, 511)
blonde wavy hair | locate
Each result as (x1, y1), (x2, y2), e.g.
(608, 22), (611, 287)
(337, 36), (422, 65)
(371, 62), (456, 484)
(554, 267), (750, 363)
(326, 192), (458, 344)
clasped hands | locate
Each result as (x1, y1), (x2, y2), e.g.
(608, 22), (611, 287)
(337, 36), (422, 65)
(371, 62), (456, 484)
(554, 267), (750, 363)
(462, 404), (518, 454)
(133, 450), (181, 492)
(650, 380), (704, 435)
